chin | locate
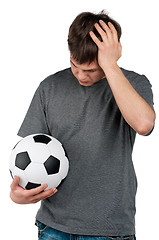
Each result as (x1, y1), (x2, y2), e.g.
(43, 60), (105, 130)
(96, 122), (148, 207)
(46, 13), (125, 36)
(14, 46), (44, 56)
(79, 82), (93, 86)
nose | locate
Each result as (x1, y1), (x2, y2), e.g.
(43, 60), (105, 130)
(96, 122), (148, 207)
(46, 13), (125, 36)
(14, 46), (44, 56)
(77, 70), (87, 81)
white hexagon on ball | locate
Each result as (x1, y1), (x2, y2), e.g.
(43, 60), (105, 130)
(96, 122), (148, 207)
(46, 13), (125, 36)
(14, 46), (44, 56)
(11, 166), (28, 189)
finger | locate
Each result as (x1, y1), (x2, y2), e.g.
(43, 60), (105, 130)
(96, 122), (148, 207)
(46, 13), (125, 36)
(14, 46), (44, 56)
(94, 23), (108, 41)
(39, 187), (58, 200)
(98, 20), (113, 40)
(28, 184), (48, 196)
(108, 22), (118, 42)
(10, 176), (20, 190)
(31, 187), (58, 203)
(89, 31), (101, 46)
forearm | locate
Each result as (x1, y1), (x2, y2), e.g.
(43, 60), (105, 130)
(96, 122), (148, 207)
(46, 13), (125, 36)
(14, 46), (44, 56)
(90, 19), (156, 134)
(104, 64), (156, 135)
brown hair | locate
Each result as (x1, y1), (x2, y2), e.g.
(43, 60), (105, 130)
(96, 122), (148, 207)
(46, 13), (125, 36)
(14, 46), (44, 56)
(68, 10), (122, 64)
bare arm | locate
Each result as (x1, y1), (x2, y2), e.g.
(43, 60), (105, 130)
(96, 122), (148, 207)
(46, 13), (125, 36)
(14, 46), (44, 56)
(102, 64), (155, 135)
(90, 20), (156, 135)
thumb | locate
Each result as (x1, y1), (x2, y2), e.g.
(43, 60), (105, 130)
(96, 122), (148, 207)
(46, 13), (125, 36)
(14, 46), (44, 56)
(10, 176), (20, 190)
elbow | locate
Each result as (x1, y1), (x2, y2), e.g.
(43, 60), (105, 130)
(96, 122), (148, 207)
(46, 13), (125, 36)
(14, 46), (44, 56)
(137, 110), (156, 136)
(137, 123), (154, 136)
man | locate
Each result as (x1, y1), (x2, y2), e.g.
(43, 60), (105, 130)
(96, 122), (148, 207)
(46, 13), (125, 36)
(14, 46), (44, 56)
(10, 11), (155, 240)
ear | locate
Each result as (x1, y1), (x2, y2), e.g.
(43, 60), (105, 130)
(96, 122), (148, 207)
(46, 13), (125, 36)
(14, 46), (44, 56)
(118, 41), (122, 59)
(119, 40), (122, 47)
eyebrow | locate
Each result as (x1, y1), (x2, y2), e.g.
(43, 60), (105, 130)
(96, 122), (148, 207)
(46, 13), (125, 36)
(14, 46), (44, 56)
(70, 60), (97, 72)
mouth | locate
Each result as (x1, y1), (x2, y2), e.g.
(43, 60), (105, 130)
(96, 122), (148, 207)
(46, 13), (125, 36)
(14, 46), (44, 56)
(79, 80), (89, 84)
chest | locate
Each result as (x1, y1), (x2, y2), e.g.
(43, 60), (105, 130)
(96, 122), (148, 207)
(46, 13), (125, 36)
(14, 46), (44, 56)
(45, 84), (122, 141)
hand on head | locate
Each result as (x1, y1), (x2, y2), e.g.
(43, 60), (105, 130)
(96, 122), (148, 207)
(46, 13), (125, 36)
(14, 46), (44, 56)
(89, 20), (122, 71)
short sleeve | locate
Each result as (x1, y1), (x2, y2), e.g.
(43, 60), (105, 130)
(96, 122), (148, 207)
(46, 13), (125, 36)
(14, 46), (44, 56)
(130, 74), (155, 136)
(131, 74), (154, 109)
(17, 83), (50, 138)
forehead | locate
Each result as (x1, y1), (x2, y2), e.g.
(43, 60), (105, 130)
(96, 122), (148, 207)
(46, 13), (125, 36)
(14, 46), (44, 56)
(70, 57), (100, 71)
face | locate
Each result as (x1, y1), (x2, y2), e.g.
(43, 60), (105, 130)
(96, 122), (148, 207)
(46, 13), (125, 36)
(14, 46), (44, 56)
(70, 57), (105, 86)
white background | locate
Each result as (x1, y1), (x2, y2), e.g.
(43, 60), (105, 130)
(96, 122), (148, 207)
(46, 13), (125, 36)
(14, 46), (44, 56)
(0, 0), (159, 239)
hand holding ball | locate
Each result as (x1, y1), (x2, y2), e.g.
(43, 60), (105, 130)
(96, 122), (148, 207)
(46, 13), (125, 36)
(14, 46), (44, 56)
(9, 134), (69, 190)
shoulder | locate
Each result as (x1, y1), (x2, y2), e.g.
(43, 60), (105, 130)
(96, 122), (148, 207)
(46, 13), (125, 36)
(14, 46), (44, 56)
(121, 67), (144, 80)
(120, 67), (152, 89)
(36, 68), (74, 102)
(39, 68), (72, 89)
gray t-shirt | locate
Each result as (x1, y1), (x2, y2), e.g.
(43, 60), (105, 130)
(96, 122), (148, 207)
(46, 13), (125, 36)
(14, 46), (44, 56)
(18, 67), (154, 236)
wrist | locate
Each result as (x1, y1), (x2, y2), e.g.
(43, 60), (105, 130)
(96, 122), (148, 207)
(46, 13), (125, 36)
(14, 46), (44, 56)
(102, 63), (122, 81)
(103, 62), (119, 74)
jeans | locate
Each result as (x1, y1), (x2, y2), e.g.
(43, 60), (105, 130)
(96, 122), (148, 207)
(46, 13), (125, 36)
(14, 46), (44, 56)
(36, 220), (136, 240)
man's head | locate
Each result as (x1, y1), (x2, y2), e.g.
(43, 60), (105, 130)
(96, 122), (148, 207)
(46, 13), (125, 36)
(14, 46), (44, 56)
(68, 10), (122, 65)
(70, 57), (105, 86)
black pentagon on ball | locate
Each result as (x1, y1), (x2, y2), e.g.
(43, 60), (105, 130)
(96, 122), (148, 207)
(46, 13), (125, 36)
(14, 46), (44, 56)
(25, 182), (41, 190)
(44, 156), (60, 175)
(9, 170), (13, 179)
(15, 152), (31, 170)
(33, 134), (52, 144)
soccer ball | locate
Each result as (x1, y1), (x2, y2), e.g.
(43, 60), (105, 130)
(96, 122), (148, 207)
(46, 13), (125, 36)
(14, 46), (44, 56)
(9, 134), (69, 190)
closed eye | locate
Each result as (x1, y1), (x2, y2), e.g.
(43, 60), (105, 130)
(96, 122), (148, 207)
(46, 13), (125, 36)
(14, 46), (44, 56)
(70, 60), (97, 72)
(85, 69), (96, 73)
